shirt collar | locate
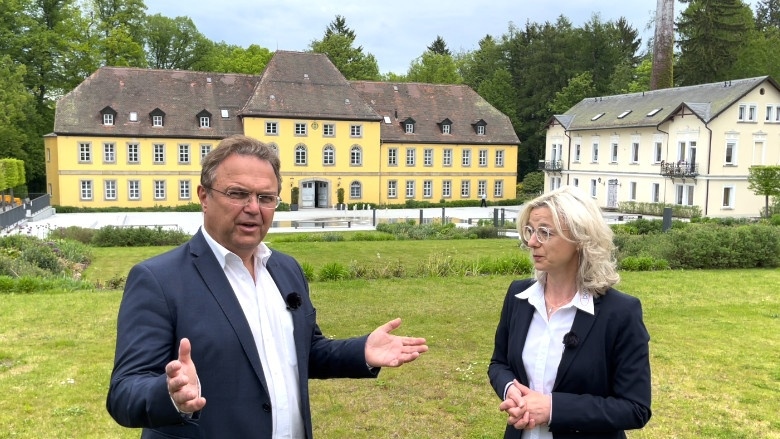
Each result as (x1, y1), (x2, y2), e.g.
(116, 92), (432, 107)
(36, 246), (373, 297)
(515, 281), (595, 315)
(200, 226), (272, 269)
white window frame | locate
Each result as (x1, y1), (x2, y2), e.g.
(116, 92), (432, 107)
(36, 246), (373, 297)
(388, 148), (397, 166)
(103, 113), (114, 125)
(590, 179), (597, 197)
(128, 180), (140, 200)
(654, 142), (663, 163)
(573, 143), (581, 162)
(265, 121), (278, 135)
(350, 145), (362, 166)
(651, 183), (660, 203)
(460, 180), (470, 198)
(178, 144), (190, 164)
(725, 140), (737, 165)
(153, 144), (165, 164)
(80, 180), (93, 200)
(610, 142), (619, 163)
(350, 181), (361, 199)
(179, 180), (191, 200)
(495, 150), (504, 167)
(79, 142), (92, 163)
(388, 180), (397, 198)
(423, 180), (433, 198)
(631, 142), (639, 163)
(323, 123), (335, 137)
(423, 149), (433, 166)
(493, 180), (503, 198)
(323, 145), (335, 166)
(629, 182), (637, 200)
(104, 180), (117, 200)
(350, 124), (362, 137)
(199, 116), (210, 128)
(294, 122), (307, 136)
(722, 185), (735, 209)
(103, 143), (116, 164)
(443, 149), (452, 166)
(478, 149), (488, 167)
(127, 143), (139, 164)
(462, 149), (471, 167)
(405, 180), (415, 198)
(442, 180), (452, 198)
(153, 115), (163, 127)
(200, 144), (212, 160)
(154, 180), (166, 200)
(295, 145), (307, 165)
(592, 142), (599, 163)
(406, 148), (415, 166)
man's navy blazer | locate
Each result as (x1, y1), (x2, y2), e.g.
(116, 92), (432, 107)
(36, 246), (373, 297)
(488, 279), (652, 439)
(107, 230), (375, 438)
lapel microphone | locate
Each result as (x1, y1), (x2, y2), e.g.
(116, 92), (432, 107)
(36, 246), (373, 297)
(286, 292), (302, 311)
(563, 331), (579, 349)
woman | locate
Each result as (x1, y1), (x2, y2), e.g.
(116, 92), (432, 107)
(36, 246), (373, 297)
(488, 186), (651, 439)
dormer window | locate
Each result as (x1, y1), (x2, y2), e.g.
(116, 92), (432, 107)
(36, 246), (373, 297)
(197, 110), (212, 128)
(472, 119), (487, 135)
(150, 108), (166, 127)
(100, 106), (117, 126)
(402, 117), (416, 134)
(439, 118), (452, 134)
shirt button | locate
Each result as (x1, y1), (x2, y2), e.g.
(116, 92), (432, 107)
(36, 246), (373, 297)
(262, 403), (271, 412)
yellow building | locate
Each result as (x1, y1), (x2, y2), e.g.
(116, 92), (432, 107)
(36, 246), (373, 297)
(544, 76), (780, 217)
(45, 51), (520, 209)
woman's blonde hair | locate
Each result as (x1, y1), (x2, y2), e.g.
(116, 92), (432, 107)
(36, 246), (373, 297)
(517, 186), (619, 295)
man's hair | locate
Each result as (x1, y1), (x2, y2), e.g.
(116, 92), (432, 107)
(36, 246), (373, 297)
(200, 135), (282, 194)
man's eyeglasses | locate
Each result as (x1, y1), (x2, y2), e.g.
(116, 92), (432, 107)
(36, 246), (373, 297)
(205, 186), (281, 209)
(521, 225), (556, 244)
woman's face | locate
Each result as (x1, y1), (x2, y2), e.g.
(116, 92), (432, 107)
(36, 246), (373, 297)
(525, 206), (580, 279)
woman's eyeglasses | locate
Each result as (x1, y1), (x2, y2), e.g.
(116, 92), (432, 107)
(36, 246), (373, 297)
(521, 225), (555, 244)
(205, 187), (281, 209)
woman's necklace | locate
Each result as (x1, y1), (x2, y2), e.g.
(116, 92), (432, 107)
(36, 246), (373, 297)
(545, 295), (574, 315)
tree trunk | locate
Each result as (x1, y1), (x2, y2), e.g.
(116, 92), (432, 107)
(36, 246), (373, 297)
(651, 0), (675, 90)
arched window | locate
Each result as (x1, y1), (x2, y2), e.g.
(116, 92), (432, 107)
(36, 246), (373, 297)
(295, 144), (307, 165)
(323, 144), (335, 165)
(350, 144), (362, 166)
(350, 181), (362, 199)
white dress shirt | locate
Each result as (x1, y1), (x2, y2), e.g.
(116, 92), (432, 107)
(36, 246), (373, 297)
(203, 228), (304, 438)
(513, 282), (594, 439)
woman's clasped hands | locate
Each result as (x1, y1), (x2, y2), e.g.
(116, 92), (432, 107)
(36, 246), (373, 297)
(499, 380), (552, 430)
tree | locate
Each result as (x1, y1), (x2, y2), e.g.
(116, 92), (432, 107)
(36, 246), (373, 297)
(406, 52), (461, 84)
(145, 14), (210, 70)
(89, 0), (147, 67)
(548, 72), (596, 115)
(521, 171), (545, 194)
(310, 15), (380, 80)
(427, 35), (451, 55)
(747, 165), (780, 217)
(755, 0), (780, 31)
(675, 0), (754, 85)
(651, 0), (675, 89)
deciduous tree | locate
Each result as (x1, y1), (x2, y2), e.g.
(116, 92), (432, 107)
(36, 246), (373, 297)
(748, 165), (780, 217)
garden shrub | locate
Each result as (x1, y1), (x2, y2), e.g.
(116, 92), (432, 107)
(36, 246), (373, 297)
(91, 225), (191, 247)
(21, 244), (65, 274)
(318, 262), (350, 281)
(48, 226), (96, 244)
(300, 262), (315, 282)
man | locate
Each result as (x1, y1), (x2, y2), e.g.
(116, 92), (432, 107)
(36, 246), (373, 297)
(480, 193), (488, 208)
(107, 135), (428, 438)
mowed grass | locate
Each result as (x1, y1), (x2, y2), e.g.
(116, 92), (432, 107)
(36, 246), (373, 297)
(0, 238), (778, 438)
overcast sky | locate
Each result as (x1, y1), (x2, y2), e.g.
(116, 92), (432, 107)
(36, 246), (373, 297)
(146, 0), (759, 75)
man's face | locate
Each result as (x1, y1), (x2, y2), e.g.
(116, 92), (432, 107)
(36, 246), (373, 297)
(198, 154), (278, 260)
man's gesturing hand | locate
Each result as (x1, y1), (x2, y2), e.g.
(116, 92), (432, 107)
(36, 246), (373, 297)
(166, 338), (206, 414)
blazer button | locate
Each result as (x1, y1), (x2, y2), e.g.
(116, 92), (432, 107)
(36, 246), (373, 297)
(262, 403), (271, 412)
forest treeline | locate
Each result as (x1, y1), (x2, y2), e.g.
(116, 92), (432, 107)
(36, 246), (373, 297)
(2, 0), (779, 195)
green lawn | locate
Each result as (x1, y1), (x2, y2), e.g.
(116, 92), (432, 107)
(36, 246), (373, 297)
(1, 240), (778, 438)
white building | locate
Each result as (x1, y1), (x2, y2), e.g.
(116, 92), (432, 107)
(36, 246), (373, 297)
(544, 76), (780, 217)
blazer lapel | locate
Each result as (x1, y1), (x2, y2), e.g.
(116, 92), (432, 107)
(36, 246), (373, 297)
(189, 231), (269, 394)
(553, 296), (600, 388)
